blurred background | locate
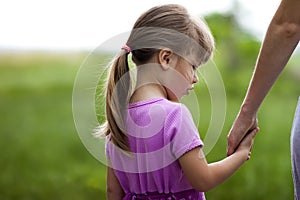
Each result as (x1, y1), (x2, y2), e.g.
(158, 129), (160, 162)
(1, 0), (299, 199)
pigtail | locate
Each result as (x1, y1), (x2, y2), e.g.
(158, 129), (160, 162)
(103, 49), (132, 151)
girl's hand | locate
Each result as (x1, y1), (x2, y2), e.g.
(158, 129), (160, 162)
(236, 127), (259, 160)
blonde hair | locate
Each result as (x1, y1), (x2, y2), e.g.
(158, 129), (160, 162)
(101, 4), (215, 151)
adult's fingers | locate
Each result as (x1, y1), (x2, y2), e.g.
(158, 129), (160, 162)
(227, 123), (248, 156)
(242, 127), (259, 146)
(227, 115), (258, 156)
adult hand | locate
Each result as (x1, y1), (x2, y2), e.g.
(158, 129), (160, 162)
(227, 108), (258, 156)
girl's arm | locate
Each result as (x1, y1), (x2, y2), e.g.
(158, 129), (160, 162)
(107, 166), (124, 200)
(179, 128), (258, 192)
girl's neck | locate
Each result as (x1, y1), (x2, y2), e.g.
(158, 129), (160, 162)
(129, 83), (167, 104)
(129, 63), (168, 103)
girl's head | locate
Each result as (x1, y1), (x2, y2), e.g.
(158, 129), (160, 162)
(128, 4), (214, 66)
(103, 4), (214, 151)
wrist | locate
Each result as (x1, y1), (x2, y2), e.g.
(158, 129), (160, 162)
(235, 148), (249, 162)
(240, 102), (258, 117)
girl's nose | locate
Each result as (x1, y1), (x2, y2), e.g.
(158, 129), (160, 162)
(193, 73), (199, 84)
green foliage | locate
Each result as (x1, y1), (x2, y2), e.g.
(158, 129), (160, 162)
(205, 13), (261, 68)
(0, 52), (107, 199)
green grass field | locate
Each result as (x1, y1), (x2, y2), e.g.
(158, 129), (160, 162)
(0, 51), (298, 199)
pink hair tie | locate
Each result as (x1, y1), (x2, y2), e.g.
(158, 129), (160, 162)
(121, 44), (131, 53)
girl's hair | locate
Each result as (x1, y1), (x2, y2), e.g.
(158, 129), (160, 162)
(101, 4), (215, 151)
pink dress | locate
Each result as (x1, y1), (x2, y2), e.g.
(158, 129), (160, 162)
(106, 98), (205, 200)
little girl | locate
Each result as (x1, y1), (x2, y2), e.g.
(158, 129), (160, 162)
(101, 4), (258, 200)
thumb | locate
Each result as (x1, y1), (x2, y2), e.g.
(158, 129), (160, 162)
(241, 127), (259, 146)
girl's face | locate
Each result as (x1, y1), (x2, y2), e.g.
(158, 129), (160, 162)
(175, 57), (199, 87)
(164, 55), (199, 101)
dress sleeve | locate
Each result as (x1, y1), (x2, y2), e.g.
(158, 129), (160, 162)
(165, 104), (204, 159)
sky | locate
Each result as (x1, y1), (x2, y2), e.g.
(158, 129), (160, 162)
(0, 0), (282, 51)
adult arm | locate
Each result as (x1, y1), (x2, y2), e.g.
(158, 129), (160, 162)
(227, 0), (300, 156)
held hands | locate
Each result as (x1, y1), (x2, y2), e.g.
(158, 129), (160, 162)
(236, 127), (259, 160)
(227, 108), (259, 156)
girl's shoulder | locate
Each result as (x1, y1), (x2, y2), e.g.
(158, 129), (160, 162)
(127, 98), (194, 130)
(129, 97), (188, 113)
(149, 98), (192, 124)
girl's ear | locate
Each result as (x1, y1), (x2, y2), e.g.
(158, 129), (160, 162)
(158, 48), (177, 70)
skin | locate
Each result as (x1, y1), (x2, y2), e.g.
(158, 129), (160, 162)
(107, 165), (124, 199)
(227, 0), (300, 156)
(107, 49), (258, 199)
